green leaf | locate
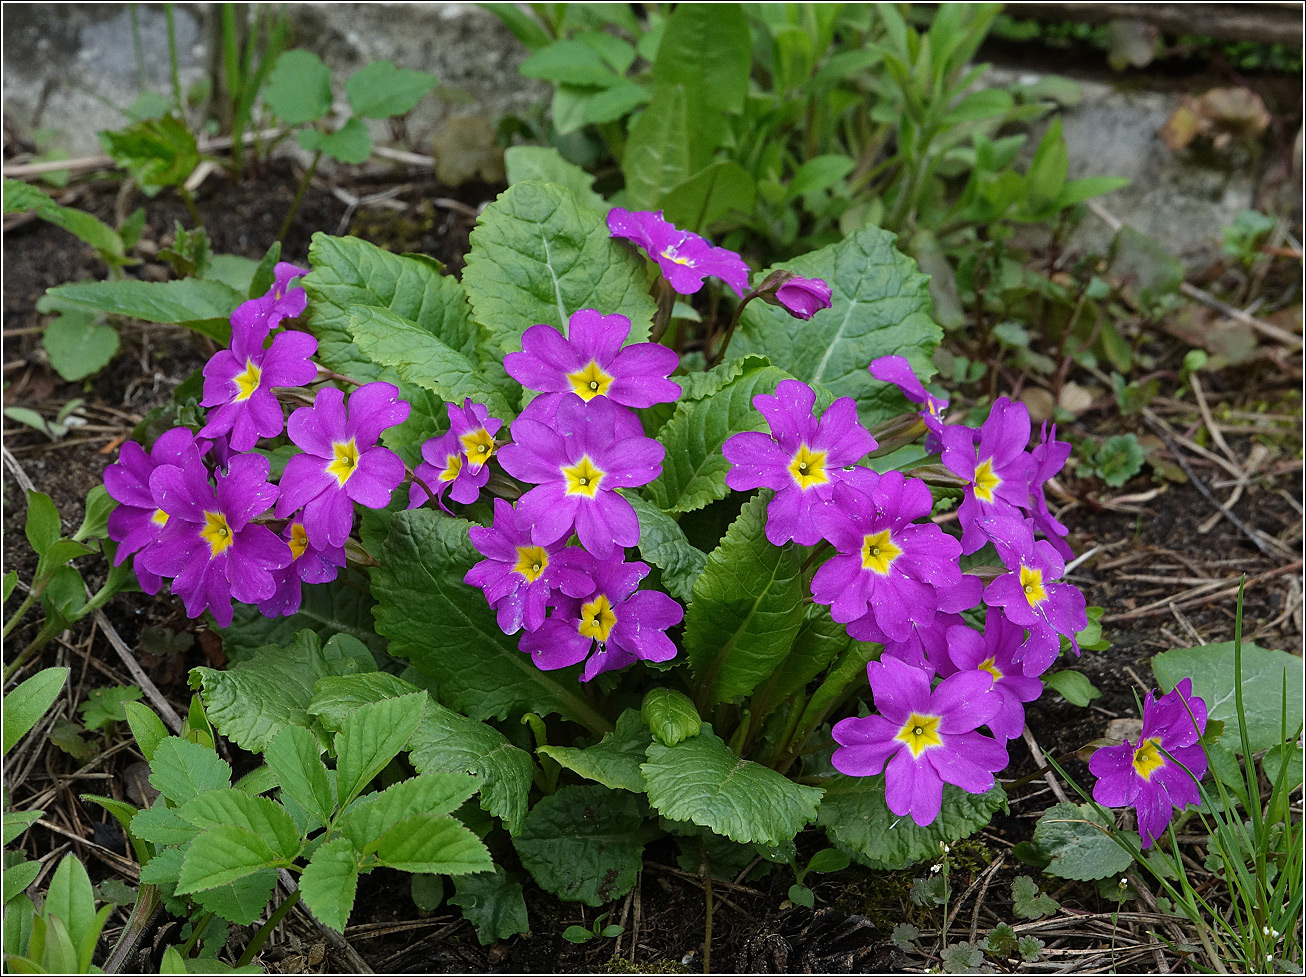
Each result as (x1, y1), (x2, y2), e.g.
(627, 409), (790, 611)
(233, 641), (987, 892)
(1043, 670), (1101, 707)
(298, 838), (359, 933)
(4, 861), (41, 904)
(2, 811), (43, 847)
(752, 605), (861, 723)
(462, 181), (656, 354)
(265, 725), (334, 827)
(347, 305), (514, 419)
(622, 84), (690, 210)
(264, 50), (333, 125)
(337, 773), (482, 854)
(818, 777), (1006, 870)
(374, 814), (494, 875)
(3, 571), (16, 605)
(74, 485), (116, 543)
(3, 179), (124, 259)
(131, 803), (201, 847)
(788, 154), (854, 198)
(190, 869), (278, 927)
(1094, 434), (1144, 487)
(583, 80), (651, 125)
(450, 867), (530, 945)
(640, 688), (701, 747)
(788, 883), (814, 908)
(23, 490), (61, 555)
(78, 685), (142, 731)
(371, 509), (611, 733)
(216, 575), (387, 663)
(176, 825), (278, 894)
(408, 702), (535, 836)
(504, 146), (606, 214)
(805, 848), (851, 875)
(43, 855), (96, 959)
(334, 692), (427, 807)
(249, 241), (283, 298)
(122, 701), (168, 763)
(345, 60), (436, 118)
(684, 492), (807, 707)
(3, 667), (68, 755)
(642, 725), (822, 845)
(623, 493), (706, 603)
(99, 115), (199, 195)
(1262, 742), (1304, 789)
(642, 361), (790, 513)
(307, 672), (423, 732)
(520, 40), (621, 87)
(148, 736), (232, 805)
(1152, 641), (1303, 755)
(298, 117), (373, 166)
(43, 278), (243, 343)
(1011, 875), (1059, 920)
(1030, 802), (1132, 881)
(512, 785), (644, 906)
(729, 227), (941, 429)
(1024, 118), (1069, 216)
(539, 709), (651, 793)
(661, 161), (756, 234)
(175, 789), (302, 860)
(483, 3), (551, 50)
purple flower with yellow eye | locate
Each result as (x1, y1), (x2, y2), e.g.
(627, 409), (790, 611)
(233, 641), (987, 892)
(941, 397), (1033, 554)
(199, 324), (318, 452)
(230, 262), (310, 337)
(1090, 678), (1208, 848)
(607, 208), (751, 297)
(276, 383), (411, 548)
(1026, 421), (1074, 560)
(946, 610), (1044, 741)
(722, 380), (877, 546)
(409, 400), (502, 510)
(982, 515), (1087, 676)
(497, 395), (663, 560)
(868, 355), (949, 451)
(518, 558), (682, 682)
(832, 656), (1009, 827)
(464, 499), (596, 635)
(258, 518), (346, 618)
(139, 453), (289, 627)
(811, 469), (967, 642)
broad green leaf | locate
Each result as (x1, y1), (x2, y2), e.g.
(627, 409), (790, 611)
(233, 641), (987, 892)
(307, 672), (423, 732)
(623, 493), (706, 603)
(642, 725), (822, 845)
(79, 685), (142, 731)
(751, 605), (860, 723)
(539, 709), (651, 793)
(2, 811), (42, 847)
(1030, 802), (1132, 881)
(512, 785), (644, 906)
(43, 278), (243, 344)
(504, 146), (606, 214)
(374, 814), (494, 875)
(818, 777), (1007, 870)
(176, 825), (278, 894)
(622, 84), (689, 210)
(4, 861), (41, 903)
(684, 492), (807, 707)
(131, 803), (201, 847)
(298, 838), (359, 933)
(264, 50), (333, 125)
(2, 893), (33, 952)
(23, 491), (61, 555)
(640, 688), (701, 747)
(98, 115), (199, 195)
(409, 701), (535, 836)
(298, 117), (372, 165)
(371, 509), (612, 734)
(175, 790), (302, 861)
(661, 161), (756, 233)
(345, 60), (437, 118)
(642, 361), (790, 513)
(583, 80), (651, 125)
(1011, 876), (1059, 919)
(337, 773), (482, 854)
(43, 855), (96, 958)
(519, 39), (622, 87)
(729, 227), (941, 429)
(190, 869), (278, 927)
(122, 701), (168, 763)
(3, 179), (124, 259)
(483, 3), (551, 49)
(788, 154), (854, 198)
(450, 867), (530, 945)
(348, 305), (515, 419)
(137, 844), (185, 885)
(217, 574), (386, 663)
(334, 692), (427, 807)
(1044, 669), (1101, 707)
(3, 667), (68, 756)
(148, 737), (232, 805)
(1025, 117), (1069, 216)
(462, 181), (656, 354)
(265, 726), (334, 827)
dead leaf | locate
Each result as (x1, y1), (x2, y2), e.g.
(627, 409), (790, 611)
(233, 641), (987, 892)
(431, 116), (506, 187)
(1058, 381), (1096, 416)
(1161, 87), (1271, 152)
(1020, 387), (1055, 423)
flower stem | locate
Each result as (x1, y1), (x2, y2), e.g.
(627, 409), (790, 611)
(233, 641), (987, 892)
(2, 592), (37, 641)
(650, 278), (676, 343)
(278, 149), (321, 244)
(709, 290), (761, 367)
(178, 185), (204, 230)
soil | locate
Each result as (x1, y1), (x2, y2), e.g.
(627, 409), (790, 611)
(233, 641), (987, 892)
(2, 153), (1301, 974)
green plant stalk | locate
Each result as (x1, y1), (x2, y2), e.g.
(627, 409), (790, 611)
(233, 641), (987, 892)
(164, 4), (182, 113)
(278, 149), (322, 243)
(710, 290), (762, 366)
(2, 591), (37, 641)
(102, 884), (162, 974)
(130, 4), (147, 91)
(177, 185), (204, 230)
(221, 4), (243, 177)
(236, 890), (301, 967)
(4, 614), (66, 683)
(700, 842), (713, 974)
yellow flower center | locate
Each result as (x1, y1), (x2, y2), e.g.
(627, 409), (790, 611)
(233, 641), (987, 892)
(895, 712), (943, 758)
(977, 656), (1003, 681)
(200, 511), (234, 557)
(513, 545), (550, 583)
(1020, 566), (1048, 609)
(1132, 737), (1167, 780)
(326, 439), (360, 487)
(660, 245), (695, 266)
(566, 360), (615, 401)
(439, 451), (463, 483)
(562, 455), (605, 498)
(860, 529), (902, 575)
(787, 444), (829, 491)
(150, 508), (169, 527)
(973, 458), (1001, 503)
(577, 594), (617, 643)
(232, 359), (262, 402)
(460, 428), (497, 469)
(288, 522), (309, 561)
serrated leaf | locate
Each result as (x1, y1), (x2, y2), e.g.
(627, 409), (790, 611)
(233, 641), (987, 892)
(642, 725), (821, 845)
(216, 574), (387, 663)
(1011, 875), (1059, 920)
(307, 672), (423, 732)
(147, 737), (232, 805)
(264, 50), (332, 125)
(728, 227), (941, 429)
(3, 666), (68, 756)
(374, 814), (493, 875)
(98, 115), (199, 195)
(462, 181), (656, 355)
(175, 790), (302, 860)
(818, 777), (1006, 870)
(42, 310), (120, 381)
(1031, 802), (1132, 881)
(504, 146), (606, 214)
(337, 773), (482, 854)
(622, 84), (689, 210)
(345, 60), (436, 118)
(512, 785), (644, 906)
(539, 709), (650, 793)
(298, 837), (359, 933)
(78, 685), (142, 731)
(640, 688), (701, 747)
(190, 869), (278, 928)
(684, 492), (807, 707)
(408, 701), (535, 836)
(334, 692), (427, 807)
(43, 278), (242, 343)
(131, 804), (202, 847)
(450, 867), (530, 945)
(624, 493), (706, 603)
(371, 509), (612, 734)
(298, 117), (372, 165)
(265, 725), (334, 827)
(176, 825), (278, 894)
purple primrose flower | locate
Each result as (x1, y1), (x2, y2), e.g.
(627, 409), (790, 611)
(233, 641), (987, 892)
(722, 379), (877, 546)
(945, 609), (1045, 741)
(230, 261), (310, 336)
(832, 656), (1009, 827)
(607, 207), (751, 297)
(868, 355), (949, 451)
(941, 396), (1033, 554)
(199, 323), (318, 452)
(1090, 678), (1208, 848)
(497, 395), (664, 560)
(276, 382), (411, 548)
(258, 518), (346, 618)
(758, 273), (833, 320)
(1026, 421), (1074, 560)
(410, 399), (502, 510)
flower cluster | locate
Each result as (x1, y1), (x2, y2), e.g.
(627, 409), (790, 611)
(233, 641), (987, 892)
(104, 264), (410, 624)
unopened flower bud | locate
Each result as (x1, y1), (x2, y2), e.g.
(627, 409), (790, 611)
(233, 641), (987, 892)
(756, 270), (833, 320)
